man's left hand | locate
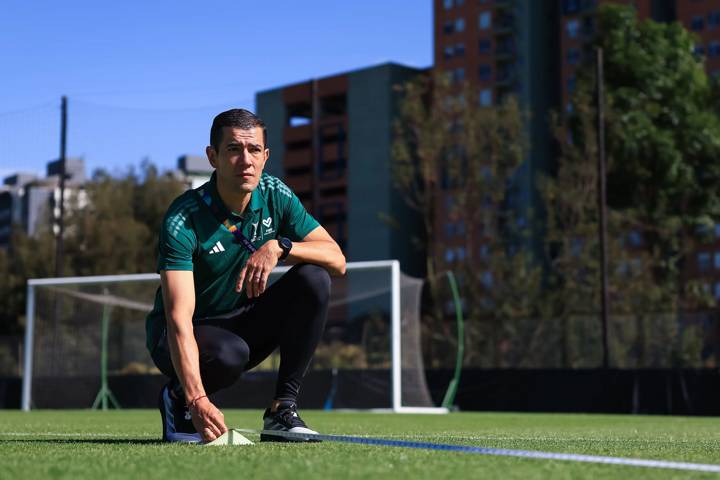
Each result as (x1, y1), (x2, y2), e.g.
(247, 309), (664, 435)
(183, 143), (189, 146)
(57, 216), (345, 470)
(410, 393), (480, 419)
(236, 240), (282, 298)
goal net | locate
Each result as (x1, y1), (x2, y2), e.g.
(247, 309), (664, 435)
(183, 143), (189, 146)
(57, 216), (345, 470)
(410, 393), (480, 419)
(22, 260), (446, 413)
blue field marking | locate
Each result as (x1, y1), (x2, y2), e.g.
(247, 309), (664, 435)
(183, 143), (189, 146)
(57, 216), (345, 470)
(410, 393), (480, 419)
(233, 428), (720, 473)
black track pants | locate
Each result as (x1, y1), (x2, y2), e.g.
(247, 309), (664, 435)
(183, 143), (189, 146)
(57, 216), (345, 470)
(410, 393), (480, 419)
(151, 263), (330, 403)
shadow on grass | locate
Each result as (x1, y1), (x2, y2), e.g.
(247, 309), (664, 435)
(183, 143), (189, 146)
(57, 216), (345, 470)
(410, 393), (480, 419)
(1, 438), (162, 445)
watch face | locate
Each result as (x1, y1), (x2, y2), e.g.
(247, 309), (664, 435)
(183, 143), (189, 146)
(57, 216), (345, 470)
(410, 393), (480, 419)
(280, 237), (292, 250)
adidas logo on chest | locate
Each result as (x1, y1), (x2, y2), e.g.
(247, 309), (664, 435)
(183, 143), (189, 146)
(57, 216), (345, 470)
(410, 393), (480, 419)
(208, 240), (225, 254)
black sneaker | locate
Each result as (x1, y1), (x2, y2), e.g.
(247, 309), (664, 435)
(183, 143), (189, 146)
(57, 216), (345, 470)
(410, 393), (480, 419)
(261, 401), (320, 442)
(158, 384), (202, 443)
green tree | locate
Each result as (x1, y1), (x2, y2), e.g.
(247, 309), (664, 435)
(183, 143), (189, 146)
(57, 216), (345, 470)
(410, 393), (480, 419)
(0, 162), (186, 334)
(392, 73), (542, 367)
(542, 4), (720, 367)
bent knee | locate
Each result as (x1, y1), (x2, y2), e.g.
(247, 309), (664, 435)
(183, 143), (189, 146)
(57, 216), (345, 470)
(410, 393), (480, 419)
(211, 337), (249, 376)
(293, 263), (331, 302)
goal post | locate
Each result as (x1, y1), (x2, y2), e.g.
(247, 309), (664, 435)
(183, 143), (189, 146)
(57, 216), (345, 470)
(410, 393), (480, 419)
(22, 261), (447, 413)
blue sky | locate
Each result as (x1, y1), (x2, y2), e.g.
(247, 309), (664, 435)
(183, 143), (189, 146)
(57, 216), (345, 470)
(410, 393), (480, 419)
(0, 0), (432, 179)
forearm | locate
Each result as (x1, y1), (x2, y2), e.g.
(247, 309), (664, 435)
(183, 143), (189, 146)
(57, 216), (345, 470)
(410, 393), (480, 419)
(285, 240), (346, 276)
(166, 318), (206, 404)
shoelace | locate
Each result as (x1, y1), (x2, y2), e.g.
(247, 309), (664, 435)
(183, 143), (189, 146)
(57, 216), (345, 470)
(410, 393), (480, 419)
(277, 406), (307, 428)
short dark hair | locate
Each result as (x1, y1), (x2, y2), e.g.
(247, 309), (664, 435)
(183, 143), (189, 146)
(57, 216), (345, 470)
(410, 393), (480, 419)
(210, 108), (267, 151)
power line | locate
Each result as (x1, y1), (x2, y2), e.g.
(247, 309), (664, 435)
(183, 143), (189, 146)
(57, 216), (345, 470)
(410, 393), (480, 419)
(0, 102), (56, 118)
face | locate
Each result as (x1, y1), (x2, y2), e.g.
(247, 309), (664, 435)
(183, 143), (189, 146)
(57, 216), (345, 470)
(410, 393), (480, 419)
(206, 127), (269, 194)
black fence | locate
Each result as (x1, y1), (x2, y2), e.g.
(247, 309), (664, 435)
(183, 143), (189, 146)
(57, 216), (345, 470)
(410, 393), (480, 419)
(3, 368), (719, 415)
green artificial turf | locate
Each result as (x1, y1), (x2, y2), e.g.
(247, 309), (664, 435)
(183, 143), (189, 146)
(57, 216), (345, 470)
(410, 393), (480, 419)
(1, 410), (719, 479)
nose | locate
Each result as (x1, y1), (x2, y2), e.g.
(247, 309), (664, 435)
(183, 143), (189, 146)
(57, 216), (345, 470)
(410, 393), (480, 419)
(238, 147), (253, 166)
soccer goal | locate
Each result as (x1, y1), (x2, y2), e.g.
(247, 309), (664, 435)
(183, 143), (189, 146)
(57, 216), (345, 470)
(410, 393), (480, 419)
(21, 260), (447, 413)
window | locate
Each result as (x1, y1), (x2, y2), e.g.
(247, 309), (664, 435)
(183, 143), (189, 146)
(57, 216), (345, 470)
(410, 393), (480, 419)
(444, 45), (455, 59)
(443, 0), (453, 9)
(456, 0), (464, 5)
(715, 223), (720, 238)
(567, 47), (580, 65)
(627, 230), (642, 247)
(715, 283), (720, 300)
(478, 38), (491, 54)
(709, 41), (720, 58)
(566, 102), (574, 113)
(571, 238), (584, 257)
(443, 20), (454, 34)
(445, 222), (456, 237)
(455, 43), (465, 57)
(478, 11), (491, 30)
(709, 11), (720, 28)
(566, 19), (579, 38)
(562, 0), (580, 14)
(479, 244), (490, 259)
(567, 75), (576, 93)
(445, 248), (455, 263)
(692, 15), (704, 31)
(455, 17), (465, 33)
(698, 252), (712, 272)
(695, 44), (706, 57)
(289, 116), (310, 127)
(479, 88), (492, 106)
(478, 64), (492, 81)
(456, 246), (467, 261)
(481, 271), (494, 288)
(715, 252), (720, 269)
(454, 67), (465, 83)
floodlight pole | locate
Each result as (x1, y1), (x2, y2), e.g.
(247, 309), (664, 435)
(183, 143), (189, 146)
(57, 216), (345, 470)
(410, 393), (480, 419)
(55, 95), (67, 278)
(596, 48), (610, 369)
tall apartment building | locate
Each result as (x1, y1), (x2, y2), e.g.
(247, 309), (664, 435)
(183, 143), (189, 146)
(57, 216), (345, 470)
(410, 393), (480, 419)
(434, 0), (561, 264)
(256, 63), (426, 275)
(436, 0), (720, 286)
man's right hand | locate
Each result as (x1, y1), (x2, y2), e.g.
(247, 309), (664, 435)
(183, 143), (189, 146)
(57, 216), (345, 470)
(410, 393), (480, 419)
(189, 397), (228, 442)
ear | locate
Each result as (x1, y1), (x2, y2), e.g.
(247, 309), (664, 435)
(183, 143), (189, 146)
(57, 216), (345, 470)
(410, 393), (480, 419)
(206, 146), (217, 168)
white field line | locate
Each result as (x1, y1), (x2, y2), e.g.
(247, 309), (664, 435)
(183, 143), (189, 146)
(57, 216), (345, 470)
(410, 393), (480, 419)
(0, 432), (707, 443)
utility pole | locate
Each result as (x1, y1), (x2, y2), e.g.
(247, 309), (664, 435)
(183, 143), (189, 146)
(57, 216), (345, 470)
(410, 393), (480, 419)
(55, 96), (67, 278)
(596, 49), (610, 369)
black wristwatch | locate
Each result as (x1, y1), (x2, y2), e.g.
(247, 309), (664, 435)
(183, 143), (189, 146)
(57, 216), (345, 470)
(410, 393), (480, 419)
(278, 237), (293, 261)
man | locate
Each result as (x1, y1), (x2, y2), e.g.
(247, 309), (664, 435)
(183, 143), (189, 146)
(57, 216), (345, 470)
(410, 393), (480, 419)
(146, 108), (346, 443)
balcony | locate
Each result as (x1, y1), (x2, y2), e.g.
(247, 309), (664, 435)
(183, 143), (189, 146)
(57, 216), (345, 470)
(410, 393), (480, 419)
(283, 172), (313, 197)
(284, 148), (313, 170)
(495, 70), (517, 87)
(494, 14), (514, 35)
(493, 0), (513, 9)
(495, 41), (515, 60)
(283, 124), (312, 146)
